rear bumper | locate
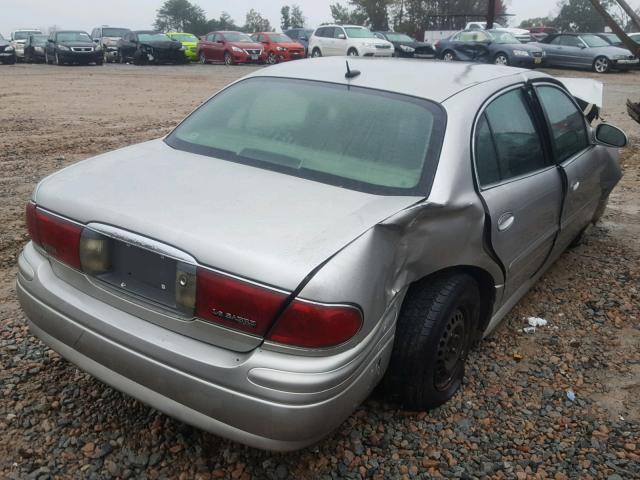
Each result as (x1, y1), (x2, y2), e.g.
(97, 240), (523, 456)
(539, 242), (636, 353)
(17, 243), (393, 451)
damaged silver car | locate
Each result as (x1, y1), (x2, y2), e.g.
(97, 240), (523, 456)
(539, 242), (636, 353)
(17, 58), (626, 451)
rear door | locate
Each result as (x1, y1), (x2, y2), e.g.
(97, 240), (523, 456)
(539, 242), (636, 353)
(474, 86), (563, 299)
(210, 33), (225, 61)
(534, 83), (602, 250)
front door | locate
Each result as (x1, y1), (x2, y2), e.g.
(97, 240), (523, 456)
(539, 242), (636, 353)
(534, 83), (604, 250)
(474, 86), (563, 299)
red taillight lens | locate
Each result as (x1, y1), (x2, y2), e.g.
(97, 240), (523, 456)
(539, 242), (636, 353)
(27, 203), (82, 269)
(267, 301), (363, 349)
(195, 268), (288, 336)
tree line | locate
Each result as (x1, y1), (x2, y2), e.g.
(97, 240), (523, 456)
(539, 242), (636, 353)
(153, 0), (640, 37)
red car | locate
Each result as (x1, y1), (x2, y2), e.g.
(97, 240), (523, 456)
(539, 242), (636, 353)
(251, 32), (306, 64)
(197, 31), (263, 65)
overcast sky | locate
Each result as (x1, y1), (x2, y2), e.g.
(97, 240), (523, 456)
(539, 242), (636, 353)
(1, 0), (639, 37)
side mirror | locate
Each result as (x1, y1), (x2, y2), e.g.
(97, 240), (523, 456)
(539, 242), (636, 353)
(337, 33), (346, 40)
(578, 44), (586, 49)
(595, 123), (627, 147)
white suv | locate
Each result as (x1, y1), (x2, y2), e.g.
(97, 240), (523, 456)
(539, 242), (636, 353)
(309, 25), (394, 58)
(11, 28), (43, 60)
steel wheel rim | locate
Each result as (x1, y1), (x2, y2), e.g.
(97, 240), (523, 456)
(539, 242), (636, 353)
(200, 53), (206, 64)
(434, 308), (467, 391)
(268, 53), (277, 64)
(224, 54), (232, 65)
(495, 55), (508, 65)
(312, 49), (320, 57)
(595, 58), (608, 73)
(444, 52), (454, 61)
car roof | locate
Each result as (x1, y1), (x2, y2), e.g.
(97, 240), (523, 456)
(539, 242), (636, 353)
(247, 57), (546, 103)
(55, 30), (89, 34)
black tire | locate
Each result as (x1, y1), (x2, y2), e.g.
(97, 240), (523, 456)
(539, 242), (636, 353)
(385, 273), (480, 410)
(593, 56), (610, 74)
(199, 52), (207, 64)
(311, 48), (322, 58)
(347, 48), (359, 57)
(133, 50), (146, 66)
(55, 52), (62, 66)
(266, 52), (278, 64)
(224, 51), (233, 66)
(442, 50), (455, 62)
(5, 55), (16, 65)
(119, 50), (126, 64)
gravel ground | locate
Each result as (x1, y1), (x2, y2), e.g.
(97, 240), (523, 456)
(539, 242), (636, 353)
(0, 63), (639, 480)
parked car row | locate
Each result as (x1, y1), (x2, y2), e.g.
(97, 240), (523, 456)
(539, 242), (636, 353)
(435, 28), (639, 73)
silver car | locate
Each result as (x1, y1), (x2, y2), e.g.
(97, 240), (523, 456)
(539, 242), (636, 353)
(17, 59), (627, 451)
(536, 32), (639, 73)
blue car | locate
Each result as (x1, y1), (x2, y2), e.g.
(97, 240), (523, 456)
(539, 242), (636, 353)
(284, 28), (314, 57)
(435, 29), (544, 67)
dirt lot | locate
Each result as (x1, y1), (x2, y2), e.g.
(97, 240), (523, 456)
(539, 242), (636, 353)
(0, 62), (639, 479)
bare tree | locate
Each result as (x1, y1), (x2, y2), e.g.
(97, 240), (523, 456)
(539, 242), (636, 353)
(615, 0), (640, 29)
(588, 0), (640, 56)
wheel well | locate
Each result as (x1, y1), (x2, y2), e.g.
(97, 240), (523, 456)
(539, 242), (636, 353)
(410, 266), (495, 340)
(348, 47), (358, 53)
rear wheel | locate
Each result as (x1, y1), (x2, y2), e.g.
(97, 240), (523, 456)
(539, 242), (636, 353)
(311, 48), (322, 58)
(224, 51), (234, 65)
(199, 52), (207, 64)
(384, 273), (480, 410)
(494, 52), (509, 65)
(593, 56), (610, 74)
(442, 50), (455, 62)
(347, 48), (359, 57)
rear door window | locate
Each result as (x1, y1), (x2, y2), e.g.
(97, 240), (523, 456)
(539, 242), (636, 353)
(475, 88), (548, 186)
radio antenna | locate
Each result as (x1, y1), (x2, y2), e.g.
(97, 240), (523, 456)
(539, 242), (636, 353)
(345, 60), (361, 79)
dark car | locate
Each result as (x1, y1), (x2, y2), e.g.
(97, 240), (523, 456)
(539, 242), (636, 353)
(536, 33), (639, 73)
(0, 33), (16, 65)
(436, 30), (544, 67)
(197, 31), (263, 65)
(373, 31), (434, 57)
(24, 34), (49, 63)
(283, 28), (314, 56)
(45, 31), (103, 66)
(118, 31), (186, 65)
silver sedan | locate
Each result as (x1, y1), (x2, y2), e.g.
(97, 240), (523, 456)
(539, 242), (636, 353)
(17, 58), (627, 451)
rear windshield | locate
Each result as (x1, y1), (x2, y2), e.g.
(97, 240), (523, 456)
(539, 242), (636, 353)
(386, 33), (415, 42)
(57, 32), (92, 42)
(31, 35), (48, 45)
(166, 78), (445, 196)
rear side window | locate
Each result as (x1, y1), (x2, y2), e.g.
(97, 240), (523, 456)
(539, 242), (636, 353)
(167, 77), (446, 196)
(475, 88), (547, 186)
(536, 86), (589, 163)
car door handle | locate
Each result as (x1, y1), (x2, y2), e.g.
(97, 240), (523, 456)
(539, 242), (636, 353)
(497, 212), (515, 232)
(571, 180), (580, 192)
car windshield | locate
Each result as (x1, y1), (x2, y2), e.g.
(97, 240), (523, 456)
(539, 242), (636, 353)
(345, 27), (376, 39)
(267, 34), (293, 43)
(57, 32), (92, 42)
(166, 78), (445, 195)
(31, 35), (48, 45)
(171, 33), (198, 42)
(223, 32), (253, 42)
(581, 34), (610, 47)
(14, 31), (41, 40)
(386, 33), (415, 42)
(602, 34), (622, 44)
(488, 31), (520, 44)
(138, 33), (171, 42)
(102, 28), (130, 38)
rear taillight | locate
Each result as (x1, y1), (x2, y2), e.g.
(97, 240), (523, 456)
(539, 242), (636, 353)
(267, 301), (363, 349)
(27, 202), (82, 269)
(195, 268), (288, 336)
